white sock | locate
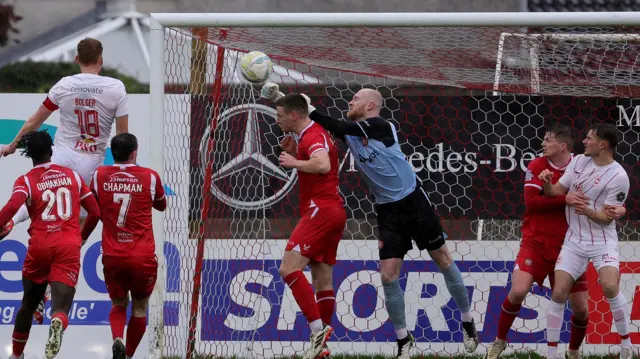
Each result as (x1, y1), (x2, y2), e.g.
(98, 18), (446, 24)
(309, 319), (323, 334)
(546, 300), (565, 357)
(396, 328), (408, 340)
(12, 205), (29, 225)
(607, 292), (631, 349)
(461, 311), (472, 323)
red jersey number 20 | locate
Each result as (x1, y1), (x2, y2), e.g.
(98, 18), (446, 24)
(42, 187), (73, 221)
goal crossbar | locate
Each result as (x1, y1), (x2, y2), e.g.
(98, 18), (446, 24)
(150, 12), (640, 28)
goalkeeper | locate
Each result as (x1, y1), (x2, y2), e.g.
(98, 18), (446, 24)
(262, 83), (478, 358)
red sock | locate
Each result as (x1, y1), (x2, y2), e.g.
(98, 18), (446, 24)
(12, 330), (29, 356)
(496, 297), (521, 341)
(109, 305), (127, 340)
(125, 316), (147, 357)
(51, 312), (69, 330)
(284, 271), (321, 324)
(569, 316), (589, 351)
(316, 290), (335, 326)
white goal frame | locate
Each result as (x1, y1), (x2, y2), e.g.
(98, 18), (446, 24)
(147, 11), (640, 359)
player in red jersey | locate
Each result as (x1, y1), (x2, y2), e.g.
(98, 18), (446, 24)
(0, 131), (100, 359)
(80, 133), (166, 359)
(484, 125), (611, 359)
(274, 94), (346, 359)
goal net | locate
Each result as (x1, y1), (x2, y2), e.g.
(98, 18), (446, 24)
(149, 13), (640, 359)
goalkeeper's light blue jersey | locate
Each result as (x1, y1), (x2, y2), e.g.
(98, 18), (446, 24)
(309, 111), (417, 205)
(344, 129), (416, 204)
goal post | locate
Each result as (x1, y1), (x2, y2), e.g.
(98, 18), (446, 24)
(148, 12), (640, 359)
(148, 14), (166, 359)
(493, 32), (640, 96)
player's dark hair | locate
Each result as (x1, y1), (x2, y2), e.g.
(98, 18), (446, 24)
(546, 124), (575, 150)
(77, 37), (103, 65)
(18, 130), (53, 164)
(275, 94), (309, 116)
(110, 133), (138, 163)
(589, 122), (619, 150)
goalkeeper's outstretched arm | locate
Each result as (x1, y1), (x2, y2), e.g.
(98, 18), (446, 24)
(308, 104), (398, 147)
(261, 82), (371, 140)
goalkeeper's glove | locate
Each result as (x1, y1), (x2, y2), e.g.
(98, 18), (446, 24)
(260, 81), (284, 102)
(300, 93), (316, 113)
(261, 82), (316, 114)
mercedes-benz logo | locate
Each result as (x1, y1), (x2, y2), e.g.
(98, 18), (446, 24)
(198, 103), (298, 210)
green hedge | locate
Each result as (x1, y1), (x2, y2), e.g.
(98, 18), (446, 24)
(0, 61), (149, 93)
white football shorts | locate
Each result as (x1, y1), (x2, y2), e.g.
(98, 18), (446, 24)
(52, 145), (103, 217)
(554, 238), (619, 280)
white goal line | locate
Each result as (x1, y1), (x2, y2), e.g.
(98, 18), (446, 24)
(493, 32), (640, 95)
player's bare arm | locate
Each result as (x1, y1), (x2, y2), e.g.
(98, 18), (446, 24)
(81, 212), (100, 245)
(1, 105), (53, 157)
(539, 169), (569, 196)
(79, 194), (101, 245)
(115, 114), (129, 134)
(279, 150), (330, 174)
(575, 205), (612, 225)
(573, 202), (615, 225)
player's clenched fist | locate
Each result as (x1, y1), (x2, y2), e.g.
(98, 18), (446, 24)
(0, 220), (14, 240)
(279, 152), (297, 168)
(538, 169), (553, 183)
(0, 143), (17, 157)
(280, 135), (297, 156)
(604, 205), (626, 220)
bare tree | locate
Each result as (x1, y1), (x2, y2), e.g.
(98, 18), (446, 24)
(0, 3), (22, 47)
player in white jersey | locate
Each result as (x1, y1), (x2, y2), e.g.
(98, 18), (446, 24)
(1, 37), (128, 183)
(0, 37), (128, 325)
(539, 123), (632, 359)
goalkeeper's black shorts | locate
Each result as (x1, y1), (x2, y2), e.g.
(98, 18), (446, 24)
(375, 186), (446, 260)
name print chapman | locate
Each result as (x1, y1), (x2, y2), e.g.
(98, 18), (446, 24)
(104, 174), (143, 193)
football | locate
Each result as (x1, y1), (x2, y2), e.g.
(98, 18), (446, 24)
(240, 51), (273, 84)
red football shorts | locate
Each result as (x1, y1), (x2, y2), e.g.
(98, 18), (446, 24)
(23, 244), (81, 288)
(286, 206), (346, 265)
(103, 255), (158, 300)
(515, 240), (587, 293)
